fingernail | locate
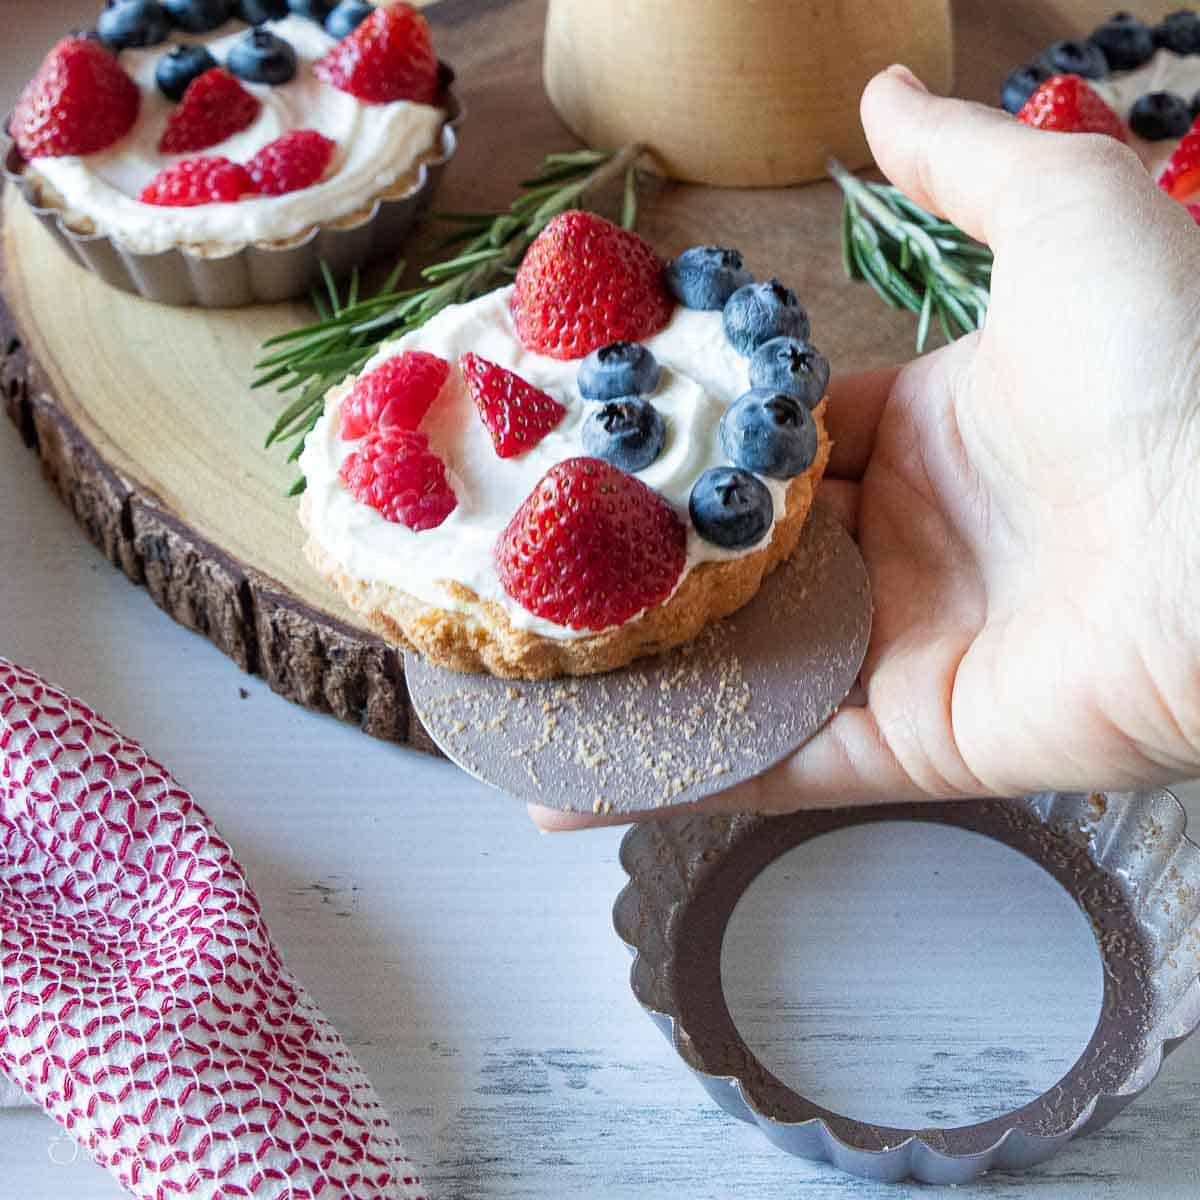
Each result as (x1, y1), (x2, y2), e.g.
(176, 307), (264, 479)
(886, 64), (929, 93)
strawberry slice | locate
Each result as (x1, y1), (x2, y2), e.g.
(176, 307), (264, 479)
(510, 210), (675, 360)
(338, 352), (451, 441)
(1160, 118), (1200, 200)
(1015, 75), (1127, 140)
(494, 457), (686, 631)
(10, 37), (140, 159)
(139, 156), (257, 206)
(313, 3), (439, 104)
(159, 69), (261, 155)
(459, 353), (566, 458)
(339, 429), (457, 531)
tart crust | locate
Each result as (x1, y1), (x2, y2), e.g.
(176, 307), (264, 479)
(300, 399), (831, 680)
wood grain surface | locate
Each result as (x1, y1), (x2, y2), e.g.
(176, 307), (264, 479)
(0, 0), (1171, 749)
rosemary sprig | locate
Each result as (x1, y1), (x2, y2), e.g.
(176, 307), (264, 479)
(829, 158), (992, 353)
(256, 143), (648, 488)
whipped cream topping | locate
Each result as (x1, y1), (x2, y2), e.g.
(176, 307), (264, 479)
(299, 287), (794, 641)
(27, 16), (445, 253)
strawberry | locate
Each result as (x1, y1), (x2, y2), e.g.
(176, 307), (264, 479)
(494, 457), (686, 631)
(1160, 118), (1200, 200)
(339, 429), (457, 531)
(158, 69), (261, 155)
(510, 211), (675, 360)
(1015, 75), (1127, 141)
(1186, 202), (1200, 224)
(339, 352), (451, 441)
(246, 129), (337, 196)
(313, 4), (439, 104)
(10, 37), (140, 159)
(459, 353), (566, 458)
(139, 156), (257, 206)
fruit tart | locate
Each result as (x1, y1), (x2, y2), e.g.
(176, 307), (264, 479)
(3, 1), (459, 305)
(299, 212), (833, 679)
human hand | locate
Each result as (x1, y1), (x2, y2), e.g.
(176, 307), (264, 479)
(533, 65), (1200, 831)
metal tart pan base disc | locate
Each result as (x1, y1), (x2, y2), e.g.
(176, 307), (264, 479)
(613, 791), (1200, 1184)
(405, 503), (872, 815)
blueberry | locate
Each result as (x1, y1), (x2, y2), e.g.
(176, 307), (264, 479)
(156, 43), (217, 101)
(1091, 13), (1156, 70)
(237, 0), (288, 22)
(325, 0), (373, 37)
(581, 400), (666, 473)
(1039, 38), (1109, 79)
(689, 467), (774, 550)
(576, 342), (660, 401)
(722, 279), (810, 356)
(97, 0), (171, 49)
(720, 389), (818, 479)
(1129, 91), (1193, 139)
(1000, 63), (1051, 113)
(1192, 89), (1200, 119)
(227, 28), (297, 85)
(163, 0), (233, 32)
(666, 245), (754, 310)
(1155, 10), (1200, 54)
(748, 337), (829, 410)
(287, 0), (335, 20)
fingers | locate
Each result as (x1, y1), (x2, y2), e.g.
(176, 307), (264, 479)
(823, 366), (898, 480)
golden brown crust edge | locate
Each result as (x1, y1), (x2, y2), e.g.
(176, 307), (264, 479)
(300, 401), (831, 680)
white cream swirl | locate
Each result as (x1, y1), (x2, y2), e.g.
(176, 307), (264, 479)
(299, 287), (793, 641)
(27, 16), (444, 253)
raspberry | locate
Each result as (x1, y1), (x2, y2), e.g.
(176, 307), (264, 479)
(494, 457), (686, 631)
(313, 4), (439, 104)
(159, 69), (261, 155)
(511, 210), (675, 360)
(139, 157), (257, 206)
(1015, 75), (1127, 140)
(246, 129), (337, 196)
(10, 37), (140, 159)
(338, 352), (450, 441)
(339, 429), (457, 531)
(459, 353), (566, 458)
(1160, 117), (1200, 200)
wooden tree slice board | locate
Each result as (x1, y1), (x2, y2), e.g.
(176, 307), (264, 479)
(0, 0), (1124, 748)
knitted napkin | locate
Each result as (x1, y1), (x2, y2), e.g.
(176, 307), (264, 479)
(0, 657), (427, 1200)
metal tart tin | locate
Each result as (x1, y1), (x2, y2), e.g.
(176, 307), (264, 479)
(614, 790), (1200, 1184)
(2, 79), (463, 308)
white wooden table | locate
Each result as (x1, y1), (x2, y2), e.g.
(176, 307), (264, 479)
(3, 5), (1200, 1196)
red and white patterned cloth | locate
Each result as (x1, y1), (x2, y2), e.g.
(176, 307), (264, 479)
(0, 657), (427, 1200)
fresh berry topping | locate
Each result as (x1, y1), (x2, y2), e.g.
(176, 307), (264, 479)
(139, 155), (256, 205)
(1186, 201), (1200, 223)
(1130, 91), (1193, 141)
(581, 399), (666, 473)
(325, 0), (374, 38)
(689, 467), (774, 550)
(748, 337), (830, 410)
(11, 37), (140, 159)
(1040, 38), (1109, 80)
(511, 211), (675, 360)
(288, 0), (335, 18)
(494, 457), (686, 632)
(1159, 117), (1200, 198)
(163, 0), (233, 32)
(338, 351), (450, 441)
(246, 128), (336, 195)
(722, 279), (810, 356)
(158, 68), (261, 154)
(1091, 13), (1156, 70)
(576, 342), (660, 401)
(1156, 10), (1200, 54)
(1001, 63), (1052, 114)
(1015, 75), (1128, 140)
(339, 429), (457, 531)
(720, 388), (819, 479)
(666, 245), (754, 310)
(155, 44), (217, 103)
(227, 29), (298, 86)
(313, 3), (439, 104)
(97, 0), (171, 50)
(237, 0), (288, 22)
(459, 353), (567, 459)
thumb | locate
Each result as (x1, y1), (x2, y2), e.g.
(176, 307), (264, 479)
(860, 65), (1152, 250)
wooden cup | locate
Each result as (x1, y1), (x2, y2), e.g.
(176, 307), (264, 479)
(543, 0), (954, 187)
